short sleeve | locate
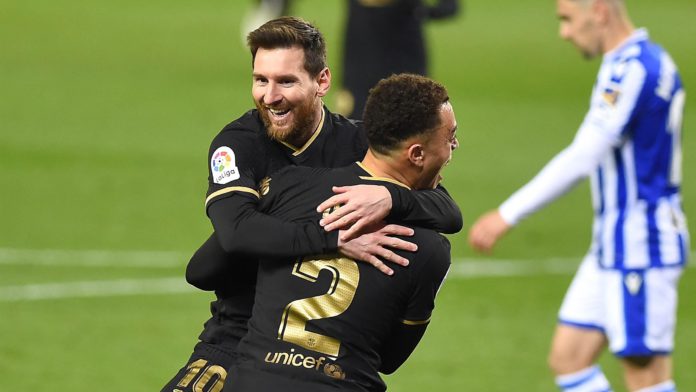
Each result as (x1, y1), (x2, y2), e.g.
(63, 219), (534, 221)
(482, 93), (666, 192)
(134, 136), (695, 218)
(205, 128), (266, 209)
(402, 232), (451, 325)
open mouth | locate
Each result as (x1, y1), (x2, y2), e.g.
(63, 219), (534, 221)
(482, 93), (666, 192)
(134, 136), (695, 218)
(268, 107), (291, 120)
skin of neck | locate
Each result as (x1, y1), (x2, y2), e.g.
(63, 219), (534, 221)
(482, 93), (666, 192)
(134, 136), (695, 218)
(360, 146), (418, 189)
(597, 0), (635, 54)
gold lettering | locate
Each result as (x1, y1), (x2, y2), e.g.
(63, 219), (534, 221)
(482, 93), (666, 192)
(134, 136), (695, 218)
(291, 353), (304, 367)
(277, 352), (289, 365)
(265, 352), (278, 363)
(303, 356), (316, 369)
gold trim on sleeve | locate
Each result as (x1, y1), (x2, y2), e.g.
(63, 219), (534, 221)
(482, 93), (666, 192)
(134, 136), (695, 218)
(401, 317), (431, 326)
(205, 186), (260, 206)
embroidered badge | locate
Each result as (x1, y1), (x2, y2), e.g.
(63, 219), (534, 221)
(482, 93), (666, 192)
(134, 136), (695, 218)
(601, 87), (620, 106)
(211, 146), (240, 184)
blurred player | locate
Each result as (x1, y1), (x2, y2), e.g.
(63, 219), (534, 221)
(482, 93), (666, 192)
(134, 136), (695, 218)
(240, 0), (290, 45)
(161, 17), (462, 392)
(336, 0), (460, 119)
(224, 73), (457, 392)
(469, 1), (688, 391)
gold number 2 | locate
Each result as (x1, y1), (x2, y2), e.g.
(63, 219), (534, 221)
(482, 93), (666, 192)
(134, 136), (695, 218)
(278, 256), (360, 357)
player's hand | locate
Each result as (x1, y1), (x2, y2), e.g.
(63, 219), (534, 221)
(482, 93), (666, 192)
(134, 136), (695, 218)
(468, 210), (512, 253)
(337, 223), (417, 276)
(317, 185), (392, 241)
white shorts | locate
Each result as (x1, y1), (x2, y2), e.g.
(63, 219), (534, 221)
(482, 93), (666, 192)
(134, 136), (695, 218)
(558, 254), (683, 356)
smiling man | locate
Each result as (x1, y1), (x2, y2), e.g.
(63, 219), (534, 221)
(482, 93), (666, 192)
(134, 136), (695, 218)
(223, 73), (458, 392)
(161, 17), (462, 392)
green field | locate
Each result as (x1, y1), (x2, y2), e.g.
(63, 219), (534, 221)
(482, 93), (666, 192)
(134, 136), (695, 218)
(2, 0), (695, 390)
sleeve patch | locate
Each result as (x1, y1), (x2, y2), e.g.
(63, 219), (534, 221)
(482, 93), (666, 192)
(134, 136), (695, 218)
(211, 146), (240, 184)
(601, 87), (620, 107)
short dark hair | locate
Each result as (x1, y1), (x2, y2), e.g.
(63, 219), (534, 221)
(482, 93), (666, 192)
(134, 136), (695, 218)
(364, 73), (450, 155)
(247, 16), (327, 77)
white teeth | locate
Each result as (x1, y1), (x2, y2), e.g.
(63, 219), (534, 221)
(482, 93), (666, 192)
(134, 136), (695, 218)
(269, 108), (289, 116)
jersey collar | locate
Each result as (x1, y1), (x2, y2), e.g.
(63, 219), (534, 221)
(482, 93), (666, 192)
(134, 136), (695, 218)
(280, 105), (326, 156)
(603, 28), (649, 60)
(354, 162), (411, 189)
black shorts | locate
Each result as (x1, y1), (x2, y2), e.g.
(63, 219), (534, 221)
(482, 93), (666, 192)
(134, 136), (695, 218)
(161, 341), (236, 392)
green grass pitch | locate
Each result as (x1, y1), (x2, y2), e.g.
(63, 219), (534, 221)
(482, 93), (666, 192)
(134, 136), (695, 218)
(1, 0), (694, 390)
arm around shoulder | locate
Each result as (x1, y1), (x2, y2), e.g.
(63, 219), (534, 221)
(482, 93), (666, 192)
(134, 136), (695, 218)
(386, 184), (462, 234)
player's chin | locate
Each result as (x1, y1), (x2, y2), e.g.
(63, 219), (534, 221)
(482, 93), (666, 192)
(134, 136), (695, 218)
(268, 124), (294, 143)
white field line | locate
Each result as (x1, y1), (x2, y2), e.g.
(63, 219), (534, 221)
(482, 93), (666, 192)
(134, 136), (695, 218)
(0, 247), (187, 268)
(0, 277), (195, 302)
(0, 248), (693, 302)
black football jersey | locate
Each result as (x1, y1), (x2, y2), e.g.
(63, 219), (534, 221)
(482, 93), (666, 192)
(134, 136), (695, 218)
(198, 108), (368, 348)
(226, 163), (451, 392)
(205, 107), (368, 210)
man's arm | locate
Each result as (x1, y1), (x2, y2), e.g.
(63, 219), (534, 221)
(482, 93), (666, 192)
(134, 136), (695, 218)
(209, 193), (336, 258)
(386, 184), (463, 233)
(468, 121), (616, 252)
(187, 193), (417, 290)
(469, 58), (649, 252)
(318, 184), (462, 240)
(378, 232), (451, 374)
(378, 324), (429, 374)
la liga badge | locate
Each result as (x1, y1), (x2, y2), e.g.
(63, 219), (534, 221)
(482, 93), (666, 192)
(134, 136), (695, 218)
(211, 146), (240, 184)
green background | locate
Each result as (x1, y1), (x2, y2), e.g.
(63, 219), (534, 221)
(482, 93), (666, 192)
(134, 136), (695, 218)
(1, 0), (694, 390)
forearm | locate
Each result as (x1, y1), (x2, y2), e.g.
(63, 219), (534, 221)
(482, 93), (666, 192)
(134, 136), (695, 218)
(499, 124), (614, 225)
(387, 185), (462, 233)
(209, 195), (338, 258)
(378, 324), (428, 374)
(186, 233), (232, 290)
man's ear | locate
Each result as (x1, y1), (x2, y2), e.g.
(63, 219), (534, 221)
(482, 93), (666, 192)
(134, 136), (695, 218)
(593, 0), (610, 24)
(407, 144), (425, 167)
(316, 67), (331, 97)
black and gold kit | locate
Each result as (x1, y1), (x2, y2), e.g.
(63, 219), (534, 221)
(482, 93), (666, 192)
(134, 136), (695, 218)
(224, 163), (451, 392)
(162, 108), (461, 392)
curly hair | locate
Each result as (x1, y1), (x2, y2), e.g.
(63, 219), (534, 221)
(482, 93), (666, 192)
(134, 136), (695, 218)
(364, 73), (449, 155)
(247, 16), (327, 77)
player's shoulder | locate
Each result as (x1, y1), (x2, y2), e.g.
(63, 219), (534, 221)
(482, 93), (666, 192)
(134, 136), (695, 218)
(325, 109), (367, 137)
(269, 165), (358, 190)
(211, 110), (264, 144)
(410, 229), (452, 269)
(263, 166), (332, 198)
(208, 110), (273, 158)
(220, 109), (264, 133)
(609, 34), (668, 80)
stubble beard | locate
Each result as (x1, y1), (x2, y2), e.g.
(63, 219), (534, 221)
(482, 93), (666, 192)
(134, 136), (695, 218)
(257, 97), (319, 147)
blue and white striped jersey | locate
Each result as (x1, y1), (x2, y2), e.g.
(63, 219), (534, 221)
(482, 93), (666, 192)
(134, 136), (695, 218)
(586, 29), (687, 269)
(499, 29), (689, 270)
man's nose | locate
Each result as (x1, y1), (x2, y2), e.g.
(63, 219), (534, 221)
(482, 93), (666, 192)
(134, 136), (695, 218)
(263, 82), (282, 105)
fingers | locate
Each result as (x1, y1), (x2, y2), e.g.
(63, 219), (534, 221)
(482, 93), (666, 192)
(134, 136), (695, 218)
(363, 255), (394, 276)
(315, 186), (352, 214)
(468, 226), (494, 254)
(337, 219), (363, 242)
(382, 237), (418, 253)
(378, 224), (414, 237)
(324, 210), (360, 232)
(317, 193), (349, 215)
